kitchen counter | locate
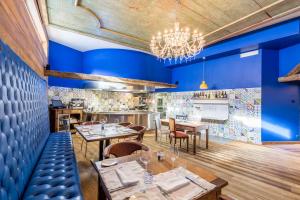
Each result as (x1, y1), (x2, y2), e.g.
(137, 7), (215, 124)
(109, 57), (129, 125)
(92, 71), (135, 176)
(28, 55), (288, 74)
(83, 111), (160, 130)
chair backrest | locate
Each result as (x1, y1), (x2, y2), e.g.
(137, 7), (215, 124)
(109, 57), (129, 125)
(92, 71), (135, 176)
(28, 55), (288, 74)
(130, 125), (146, 142)
(154, 117), (161, 130)
(104, 141), (149, 158)
(119, 122), (132, 127)
(169, 118), (176, 132)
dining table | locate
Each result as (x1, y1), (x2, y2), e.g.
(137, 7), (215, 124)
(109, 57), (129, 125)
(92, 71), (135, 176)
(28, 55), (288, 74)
(75, 123), (139, 160)
(160, 119), (210, 154)
(91, 152), (228, 200)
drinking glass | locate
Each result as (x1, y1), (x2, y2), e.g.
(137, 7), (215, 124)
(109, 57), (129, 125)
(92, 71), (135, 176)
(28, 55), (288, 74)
(140, 150), (151, 170)
(143, 170), (153, 190)
(169, 146), (179, 168)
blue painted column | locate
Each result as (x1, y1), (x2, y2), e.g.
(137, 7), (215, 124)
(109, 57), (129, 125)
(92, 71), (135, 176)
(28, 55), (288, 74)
(261, 49), (300, 142)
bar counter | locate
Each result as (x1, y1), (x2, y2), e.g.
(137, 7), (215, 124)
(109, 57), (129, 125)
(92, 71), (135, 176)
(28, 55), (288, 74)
(83, 110), (160, 130)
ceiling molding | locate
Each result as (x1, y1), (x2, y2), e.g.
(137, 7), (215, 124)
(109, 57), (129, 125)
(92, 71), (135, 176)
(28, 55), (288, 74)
(206, 6), (300, 47)
(203, 0), (285, 38)
(74, 0), (148, 44)
(47, 25), (151, 54)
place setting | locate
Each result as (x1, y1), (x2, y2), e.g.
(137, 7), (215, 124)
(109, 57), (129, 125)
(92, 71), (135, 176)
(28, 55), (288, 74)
(95, 148), (217, 200)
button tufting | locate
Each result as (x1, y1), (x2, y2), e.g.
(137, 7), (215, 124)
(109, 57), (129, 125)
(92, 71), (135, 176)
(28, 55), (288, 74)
(0, 41), (82, 200)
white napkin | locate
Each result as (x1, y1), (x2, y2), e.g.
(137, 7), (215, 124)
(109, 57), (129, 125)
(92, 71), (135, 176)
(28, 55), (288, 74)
(116, 168), (139, 186)
(178, 187), (205, 200)
(157, 176), (190, 193)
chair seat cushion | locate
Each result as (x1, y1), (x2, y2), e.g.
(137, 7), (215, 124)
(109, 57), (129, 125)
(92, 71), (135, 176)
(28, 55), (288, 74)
(171, 131), (189, 138)
(23, 132), (83, 200)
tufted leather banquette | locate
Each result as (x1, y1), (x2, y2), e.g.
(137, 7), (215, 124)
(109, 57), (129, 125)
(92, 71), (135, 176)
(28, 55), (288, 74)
(0, 40), (83, 200)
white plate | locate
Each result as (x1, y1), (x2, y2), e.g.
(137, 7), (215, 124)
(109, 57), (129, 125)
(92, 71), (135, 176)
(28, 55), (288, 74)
(101, 159), (118, 167)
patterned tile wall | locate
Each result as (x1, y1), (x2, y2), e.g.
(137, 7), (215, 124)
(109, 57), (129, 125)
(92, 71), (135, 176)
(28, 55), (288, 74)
(151, 88), (262, 144)
(48, 87), (261, 144)
(48, 87), (139, 111)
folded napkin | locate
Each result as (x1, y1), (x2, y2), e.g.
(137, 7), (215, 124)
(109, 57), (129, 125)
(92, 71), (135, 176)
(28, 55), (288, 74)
(116, 168), (139, 186)
(157, 176), (190, 193)
(178, 187), (205, 200)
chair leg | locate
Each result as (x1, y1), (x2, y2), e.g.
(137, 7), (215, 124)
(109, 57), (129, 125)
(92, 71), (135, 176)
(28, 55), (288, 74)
(174, 138), (176, 148)
(180, 138), (182, 147)
(81, 139), (84, 151)
(187, 138), (189, 152)
(85, 142), (88, 157)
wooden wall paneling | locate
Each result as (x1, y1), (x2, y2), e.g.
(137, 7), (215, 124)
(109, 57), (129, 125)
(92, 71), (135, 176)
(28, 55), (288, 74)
(0, 0), (47, 77)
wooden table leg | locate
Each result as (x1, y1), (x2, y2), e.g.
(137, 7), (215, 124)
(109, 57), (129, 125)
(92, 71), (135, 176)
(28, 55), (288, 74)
(206, 129), (209, 149)
(193, 132), (196, 154)
(105, 139), (110, 147)
(99, 140), (104, 161)
(98, 174), (106, 200)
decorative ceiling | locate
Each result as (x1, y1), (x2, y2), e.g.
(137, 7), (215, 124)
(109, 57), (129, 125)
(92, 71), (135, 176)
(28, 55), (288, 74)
(40, 0), (300, 52)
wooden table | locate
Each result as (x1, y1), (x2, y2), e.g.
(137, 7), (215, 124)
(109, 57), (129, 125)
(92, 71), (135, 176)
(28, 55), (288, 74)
(75, 123), (139, 160)
(161, 119), (209, 154)
(92, 153), (228, 200)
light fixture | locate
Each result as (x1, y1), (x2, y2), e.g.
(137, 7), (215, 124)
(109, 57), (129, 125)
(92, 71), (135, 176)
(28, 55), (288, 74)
(150, 0), (205, 63)
(200, 57), (208, 90)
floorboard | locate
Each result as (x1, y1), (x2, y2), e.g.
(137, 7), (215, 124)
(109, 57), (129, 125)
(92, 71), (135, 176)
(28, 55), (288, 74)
(72, 132), (300, 200)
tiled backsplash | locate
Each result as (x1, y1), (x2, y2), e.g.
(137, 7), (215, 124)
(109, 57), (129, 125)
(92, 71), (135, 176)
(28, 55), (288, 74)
(48, 87), (141, 111)
(48, 86), (261, 144)
(152, 88), (261, 144)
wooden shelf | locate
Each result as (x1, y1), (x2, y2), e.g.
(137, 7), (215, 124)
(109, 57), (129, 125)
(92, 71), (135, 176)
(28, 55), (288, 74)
(45, 70), (177, 89)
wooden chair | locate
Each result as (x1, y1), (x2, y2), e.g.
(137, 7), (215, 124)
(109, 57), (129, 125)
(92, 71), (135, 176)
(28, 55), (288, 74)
(80, 121), (101, 157)
(169, 118), (189, 152)
(103, 141), (149, 158)
(118, 122), (133, 127)
(129, 125), (146, 142)
(154, 117), (170, 142)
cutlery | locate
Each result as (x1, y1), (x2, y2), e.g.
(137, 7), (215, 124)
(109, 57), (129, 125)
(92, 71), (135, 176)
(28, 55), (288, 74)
(185, 175), (208, 191)
(157, 186), (172, 200)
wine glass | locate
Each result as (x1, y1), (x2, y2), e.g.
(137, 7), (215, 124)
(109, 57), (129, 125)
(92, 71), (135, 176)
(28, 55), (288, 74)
(169, 146), (179, 168)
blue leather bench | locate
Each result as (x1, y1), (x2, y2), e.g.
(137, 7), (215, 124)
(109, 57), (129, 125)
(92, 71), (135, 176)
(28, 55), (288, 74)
(23, 132), (83, 200)
(0, 40), (83, 199)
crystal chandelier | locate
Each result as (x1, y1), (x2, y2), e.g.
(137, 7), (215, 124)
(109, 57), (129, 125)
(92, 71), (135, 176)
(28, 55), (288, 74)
(150, 2), (205, 63)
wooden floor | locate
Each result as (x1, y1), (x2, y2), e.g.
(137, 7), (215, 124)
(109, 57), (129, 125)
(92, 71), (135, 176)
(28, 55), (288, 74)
(72, 132), (300, 200)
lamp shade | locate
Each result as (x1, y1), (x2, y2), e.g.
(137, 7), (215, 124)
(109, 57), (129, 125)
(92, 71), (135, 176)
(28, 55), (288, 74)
(200, 80), (208, 90)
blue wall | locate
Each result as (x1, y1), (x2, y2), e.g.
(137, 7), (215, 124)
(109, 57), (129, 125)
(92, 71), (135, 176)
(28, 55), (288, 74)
(279, 43), (300, 77)
(261, 49), (300, 141)
(166, 51), (261, 92)
(49, 41), (171, 88)
(82, 49), (171, 83)
(48, 41), (83, 88)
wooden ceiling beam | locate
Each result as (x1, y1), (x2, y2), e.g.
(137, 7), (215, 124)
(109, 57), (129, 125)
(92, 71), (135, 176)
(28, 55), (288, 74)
(287, 63), (300, 76)
(44, 70), (177, 89)
(278, 74), (300, 82)
(278, 63), (300, 83)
